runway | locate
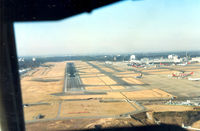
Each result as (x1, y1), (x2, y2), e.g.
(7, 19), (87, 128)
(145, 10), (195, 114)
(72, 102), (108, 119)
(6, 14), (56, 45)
(63, 62), (83, 93)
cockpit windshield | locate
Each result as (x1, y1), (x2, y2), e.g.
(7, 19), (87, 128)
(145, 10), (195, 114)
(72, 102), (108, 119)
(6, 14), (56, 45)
(14, 0), (200, 130)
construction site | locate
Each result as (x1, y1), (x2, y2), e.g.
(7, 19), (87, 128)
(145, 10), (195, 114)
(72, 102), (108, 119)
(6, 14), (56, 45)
(20, 59), (200, 130)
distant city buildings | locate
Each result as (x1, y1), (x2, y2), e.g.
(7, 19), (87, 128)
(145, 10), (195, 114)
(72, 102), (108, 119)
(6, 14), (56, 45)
(130, 55), (136, 61)
(168, 54), (181, 63)
(18, 57), (24, 62)
(168, 54), (178, 59)
(166, 99), (200, 106)
(129, 54), (190, 64)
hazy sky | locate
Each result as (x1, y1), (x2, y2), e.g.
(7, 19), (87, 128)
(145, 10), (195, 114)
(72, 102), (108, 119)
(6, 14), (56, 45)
(14, 0), (200, 56)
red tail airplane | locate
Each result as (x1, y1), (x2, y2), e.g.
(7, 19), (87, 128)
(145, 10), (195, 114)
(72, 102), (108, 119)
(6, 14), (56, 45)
(172, 72), (194, 78)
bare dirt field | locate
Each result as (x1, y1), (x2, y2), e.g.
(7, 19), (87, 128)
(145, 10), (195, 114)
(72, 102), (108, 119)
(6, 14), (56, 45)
(60, 100), (136, 117)
(24, 103), (59, 121)
(26, 118), (143, 131)
(110, 86), (125, 90)
(85, 86), (111, 91)
(21, 62), (66, 104)
(192, 120), (200, 128)
(122, 89), (174, 100)
(122, 77), (144, 84)
(115, 73), (140, 77)
(99, 76), (117, 85)
(81, 77), (105, 85)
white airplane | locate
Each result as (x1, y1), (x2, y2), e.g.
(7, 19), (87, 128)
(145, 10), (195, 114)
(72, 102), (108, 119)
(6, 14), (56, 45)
(177, 63), (187, 66)
(188, 78), (200, 81)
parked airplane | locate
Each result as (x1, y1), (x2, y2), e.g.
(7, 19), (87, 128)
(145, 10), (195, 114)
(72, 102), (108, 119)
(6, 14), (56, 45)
(131, 63), (146, 68)
(188, 78), (200, 81)
(177, 63), (187, 66)
(160, 63), (168, 66)
(171, 72), (194, 79)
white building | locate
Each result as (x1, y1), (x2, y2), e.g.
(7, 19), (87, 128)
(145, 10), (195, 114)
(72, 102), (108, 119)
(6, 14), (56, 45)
(141, 58), (149, 64)
(130, 55), (136, 61)
(129, 55), (141, 63)
(168, 54), (178, 59)
(168, 54), (181, 63)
